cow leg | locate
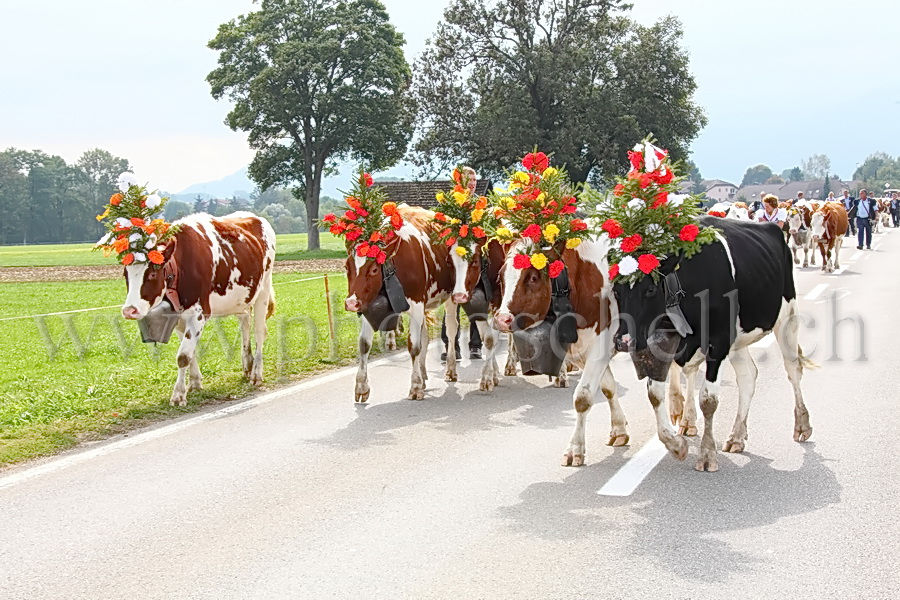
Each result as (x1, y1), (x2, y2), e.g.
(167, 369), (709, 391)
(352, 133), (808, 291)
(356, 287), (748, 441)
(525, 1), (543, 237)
(833, 237), (843, 270)
(476, 319), (498, 391)
(791, 243), (800, 265)
(677, 350), (703, 437)
(384, 329), (397, 351)
(774, 300), (814, 442)
(238, 312), (253, 379)
(355, 317), (375, 403)
(504, 332), (519, 376)
(667, 363), (685, 427)
(171, 312), (205, 407)
(443, 300), (459, 383)
(801, 243), (809, 268)
(648, 379), (688, 460)
(808, 239), (816, 266)
(696, 376), (720, 472)
(723, 347), (758, 453)
(407, 302), (428, 400)
(250, 292), (270, 387)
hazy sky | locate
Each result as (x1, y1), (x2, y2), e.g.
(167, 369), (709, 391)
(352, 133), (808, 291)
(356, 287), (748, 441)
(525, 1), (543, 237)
(3, 0), (898, 193)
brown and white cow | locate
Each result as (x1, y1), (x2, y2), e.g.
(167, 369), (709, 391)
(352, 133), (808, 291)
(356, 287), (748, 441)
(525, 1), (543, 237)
(810, 201), (849, 273)
(121, 212), (276, 406)
(449, 238), (520, 391)
(344, 205), (459, 401)
(786, 203), (816, 268)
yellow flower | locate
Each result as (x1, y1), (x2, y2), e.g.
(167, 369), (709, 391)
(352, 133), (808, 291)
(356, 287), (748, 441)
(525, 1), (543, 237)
(455, 246), (468, 257)
(471, 209), (484, 222)
(566, 237), (582, 249)
(509, 181), (521, 191)
(543, 223), (560, 244)
(530, 253), (548, 270)
(542, 167), (558, 178)
(513, 171), (530, 185)
(436, 191), (446, 203)
(96, 207), (110, 221)
(504, 197), (517, 210)
(450, 217), (461, 224)
(453, 191), (468, 206)
(495, 227), (513, 240)
(536, 192), (546, 205)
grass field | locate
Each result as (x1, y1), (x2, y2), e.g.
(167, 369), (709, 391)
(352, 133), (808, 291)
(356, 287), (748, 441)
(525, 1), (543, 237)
(0, 272), (393, 465)
(0, 232), (345, 267)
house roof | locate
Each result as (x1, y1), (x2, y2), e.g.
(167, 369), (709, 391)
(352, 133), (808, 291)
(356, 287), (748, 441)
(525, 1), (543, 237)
(736, 178), (851, 202)
(701, 179), (737, 190)
(376, 180), (493, 208)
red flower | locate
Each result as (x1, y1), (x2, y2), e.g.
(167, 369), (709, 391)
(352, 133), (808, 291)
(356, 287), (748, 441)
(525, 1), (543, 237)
(323, 213), (337, 223)
(628, 150), (643, 171)
(601, 219), (623, 238)
(367, 245), (380, 258)
(708, 210), (726, 218)
(346, 196), (362, 211)
(621, 234), (643, 253)
(613, 183), (625, 197)
(329, 223), (346, 235)
(440, 228), (452, 238)
(459, 225), (469, 238)
(130, 217), (146, 227)
(638, 172), (654, 189)
(445, 237), (457, 247)
(148, 250), (164, 265)
(653, 168), (674, 185)
(561, 204), (577, 215)
(434, 212), (447, 222)
(390, 214), (403, 229)
(522, 151), (549, 173)
(472, 227), (485, 238)
(110, 193), (123, 206)
(638, 254), (660, 274)
(513, 254), (532, 269)
(344, 210), (358, 221)
(608, 264), (620, 280)
(651, 191), (668, 209)
(361, 172), (374, 187)
(345, 229), (361, 242)
(452, 168), (462, 184)
(369, 231), (382, 242)
(522, 224), (542, 242)
(571, 219), (587, 232)
(376, 251), (387, 265)
(548, 260), (565, 279)
(122, 253), (135, 266)
(679, 224), (700, 242)
(356, 207), (369, 217)
(356, 243), (370, 257)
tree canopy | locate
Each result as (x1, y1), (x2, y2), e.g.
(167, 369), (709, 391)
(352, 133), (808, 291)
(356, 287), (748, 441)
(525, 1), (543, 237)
(740, 164), (773, 186)
(800, 153), (831, 180)
(207, 0), (413, 249)
(853, 152), (900, 193)
(408, 0), (706, 185)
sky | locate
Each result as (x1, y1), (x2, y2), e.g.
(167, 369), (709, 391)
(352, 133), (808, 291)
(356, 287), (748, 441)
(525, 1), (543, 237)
(2, 0), (899, 194)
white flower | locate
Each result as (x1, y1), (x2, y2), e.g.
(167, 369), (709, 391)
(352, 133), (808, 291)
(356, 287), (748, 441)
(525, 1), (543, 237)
(117, 172), (138, 192)
(628, 198), (645, 210)
(618, 255), (639, 276)
(94, 233), (111, 247)
(132, 252), (147, 263)
(632, 143), (644, 153)
(643, 142), (667, 172)
(115, 217), (131, 229)
(144, 234), (158, 249)
(646, 224), (664, 237)
(145, 194), (161, 210)
(670, 195), (686, 208)
(129, 233), (142, 243)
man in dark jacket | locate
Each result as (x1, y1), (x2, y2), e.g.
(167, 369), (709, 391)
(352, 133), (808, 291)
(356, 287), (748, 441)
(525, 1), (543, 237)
(842, 189), (857, 237)
(890, 192), (900, 227)
(855, 189), (877, 250)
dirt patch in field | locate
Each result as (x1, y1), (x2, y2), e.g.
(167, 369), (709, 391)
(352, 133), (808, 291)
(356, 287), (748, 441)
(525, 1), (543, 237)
(0, 259), (346, 283)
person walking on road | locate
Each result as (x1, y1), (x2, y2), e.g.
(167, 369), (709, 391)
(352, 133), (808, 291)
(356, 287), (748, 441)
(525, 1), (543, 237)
(855, 189), (877, 250)
(757, 194), (787, 228)
(842, 189), (857, 237)
(890, 192), (900, 228)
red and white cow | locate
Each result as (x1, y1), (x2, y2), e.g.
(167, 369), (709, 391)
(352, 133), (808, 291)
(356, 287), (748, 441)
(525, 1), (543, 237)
(786, 203), (816, 268)
(121, 212), (276, 406)
(810, 201), (849, 273)
(344, 205), (459, 401)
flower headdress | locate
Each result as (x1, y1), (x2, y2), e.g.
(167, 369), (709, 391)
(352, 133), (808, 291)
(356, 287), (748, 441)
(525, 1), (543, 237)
(590, 137), (717, 284)
(488, 151), (588, 278)
(321, 170), (402, 265)
(431, 166), (494, 259)
(94, 172), (179, 266)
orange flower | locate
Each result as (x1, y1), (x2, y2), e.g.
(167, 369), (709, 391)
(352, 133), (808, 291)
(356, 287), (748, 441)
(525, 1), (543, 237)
(382, 201), (398, 216)
(475, 197), (487, 210)
(113, 236), (129, 253)
(110, 193), (123, 206)
(370, 231), (382, 242)
(130, 217), (146, 227)
(122, 253), (135, 266)
(148, 250), (165, 265)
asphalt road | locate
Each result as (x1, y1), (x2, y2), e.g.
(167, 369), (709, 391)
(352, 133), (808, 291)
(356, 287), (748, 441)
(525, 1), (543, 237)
(1, 229), (898, 599)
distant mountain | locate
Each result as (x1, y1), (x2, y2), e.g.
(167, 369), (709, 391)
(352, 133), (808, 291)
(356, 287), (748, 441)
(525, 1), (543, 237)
(178, 167), (255, 199)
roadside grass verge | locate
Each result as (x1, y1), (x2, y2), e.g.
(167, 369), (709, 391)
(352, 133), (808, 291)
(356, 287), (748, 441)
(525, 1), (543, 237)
(0, 272), (391, 466)
(0, 233), (344, 267)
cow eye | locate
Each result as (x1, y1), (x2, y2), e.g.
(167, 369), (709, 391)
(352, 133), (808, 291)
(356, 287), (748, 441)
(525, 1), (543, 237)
(147, 271), (156, 280)
(644, 285), (658, 298)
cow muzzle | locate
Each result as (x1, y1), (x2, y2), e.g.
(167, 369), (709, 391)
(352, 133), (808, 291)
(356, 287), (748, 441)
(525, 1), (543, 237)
(345, 297), (361, 312)
(452, 292), (470, 304)
(494, 312), (513, 332)
(789, 228), (798, 235)
(614, 332), (633, 353)
(122, 306), (142, 320)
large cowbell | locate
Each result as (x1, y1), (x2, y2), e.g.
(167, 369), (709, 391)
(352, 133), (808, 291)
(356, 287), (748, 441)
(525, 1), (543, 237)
(360, 259), (410, 332)
(513, 267), (579, 377)
(461, 257), (492, 321)
(137, 300), (179, 344)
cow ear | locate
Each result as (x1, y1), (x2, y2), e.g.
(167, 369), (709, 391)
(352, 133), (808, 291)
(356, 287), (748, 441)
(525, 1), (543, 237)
(163, 237), (177, 262)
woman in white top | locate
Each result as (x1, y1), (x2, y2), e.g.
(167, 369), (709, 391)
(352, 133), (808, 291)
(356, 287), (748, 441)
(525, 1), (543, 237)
(756, 194), (787, 228)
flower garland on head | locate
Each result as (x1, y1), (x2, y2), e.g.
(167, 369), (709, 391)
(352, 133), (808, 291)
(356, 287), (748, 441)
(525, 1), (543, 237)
(431, 166), (494, 259)
(590, 136), (718, 284)
(321, 170), (401, 265)
(488, 151), (588, 278)
(94, 172), (179, 266)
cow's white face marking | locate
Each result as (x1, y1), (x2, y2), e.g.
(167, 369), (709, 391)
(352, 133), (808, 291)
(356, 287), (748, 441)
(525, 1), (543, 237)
(810, 212), (826, 240)
(498, 240), (527, 317)
(122, 263), (162, 319)
(450, 244), (470, 300)
(729, 206), (750, 220)
(787, 212), (803, 235)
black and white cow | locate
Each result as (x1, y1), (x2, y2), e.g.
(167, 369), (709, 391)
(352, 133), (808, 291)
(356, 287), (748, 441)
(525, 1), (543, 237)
(614, 217), (816, 472)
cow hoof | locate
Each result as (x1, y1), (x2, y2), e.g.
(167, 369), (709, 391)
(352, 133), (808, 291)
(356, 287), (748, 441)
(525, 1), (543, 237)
(793, 258), (799, 265)
(669, 411), (682, 426)
(607, 433), (629, 447)
(492, 374), (500, 386)
(802, 262), (808, 268)
(408, 389), (424, 401)
(671, 436), (689, 461)
(722, 439), (745, 453)
(445, 371), (457, 382)
(794, 425), (813, 442)
(479, 378), (495, 392)
(555, 377), (569, 388)
(355, 392), (369, 403)
(678, 423), (698, 437)
(562, 452), (585, 467)
(170, 396), (187, 407)
(695, 456), (719, 472)
(504, 365), (517, 376)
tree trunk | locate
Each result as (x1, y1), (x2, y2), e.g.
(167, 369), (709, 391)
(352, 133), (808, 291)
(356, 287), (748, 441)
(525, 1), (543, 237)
(305, 162), (324, 251)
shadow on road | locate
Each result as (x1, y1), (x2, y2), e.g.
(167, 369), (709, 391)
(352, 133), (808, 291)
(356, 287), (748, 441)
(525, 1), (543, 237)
(498, 443), (841, 581)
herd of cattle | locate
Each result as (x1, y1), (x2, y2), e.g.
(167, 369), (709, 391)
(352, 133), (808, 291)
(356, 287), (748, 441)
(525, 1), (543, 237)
(119, 200), (828, 473)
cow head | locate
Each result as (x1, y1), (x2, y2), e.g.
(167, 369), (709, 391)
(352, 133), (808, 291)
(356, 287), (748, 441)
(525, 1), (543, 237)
(728, 203), (750, 220)
(344, 254), (383, 313)
(450, 241), (486, 304)
(494, 241), (552, 332)
(121, 240), (176, 320)
(810, 210), (826, 243)
(786, 208), (803, 235)
(613, 274), (681, 380)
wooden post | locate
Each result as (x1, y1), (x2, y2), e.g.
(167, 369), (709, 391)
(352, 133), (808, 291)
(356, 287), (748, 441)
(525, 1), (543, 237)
(324, 273), (336, 346)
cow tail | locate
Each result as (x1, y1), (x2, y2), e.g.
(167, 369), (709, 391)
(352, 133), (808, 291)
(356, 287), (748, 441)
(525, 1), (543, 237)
(798, 346), (819, 370)
(266, 289), (276, 319)
(425, 310), (437, 329)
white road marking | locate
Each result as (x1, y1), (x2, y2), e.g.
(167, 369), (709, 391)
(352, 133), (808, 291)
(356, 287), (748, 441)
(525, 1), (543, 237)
(849, 251), (863, 261)
(804, 283), (829, 301)
(597, 437), (668, 497)
(0, 344), (436, 492)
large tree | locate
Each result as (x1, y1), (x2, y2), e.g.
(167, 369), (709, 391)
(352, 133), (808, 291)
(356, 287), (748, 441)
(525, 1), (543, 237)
(0, 150), (28, 244)
(800, 153), (831, 180)
(853, 151), (900, 193)
(73, 148), (131, 240)
(207, 0), (413, 250)
(408, 0), (706, 184)
(740, 164), (773, 186)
